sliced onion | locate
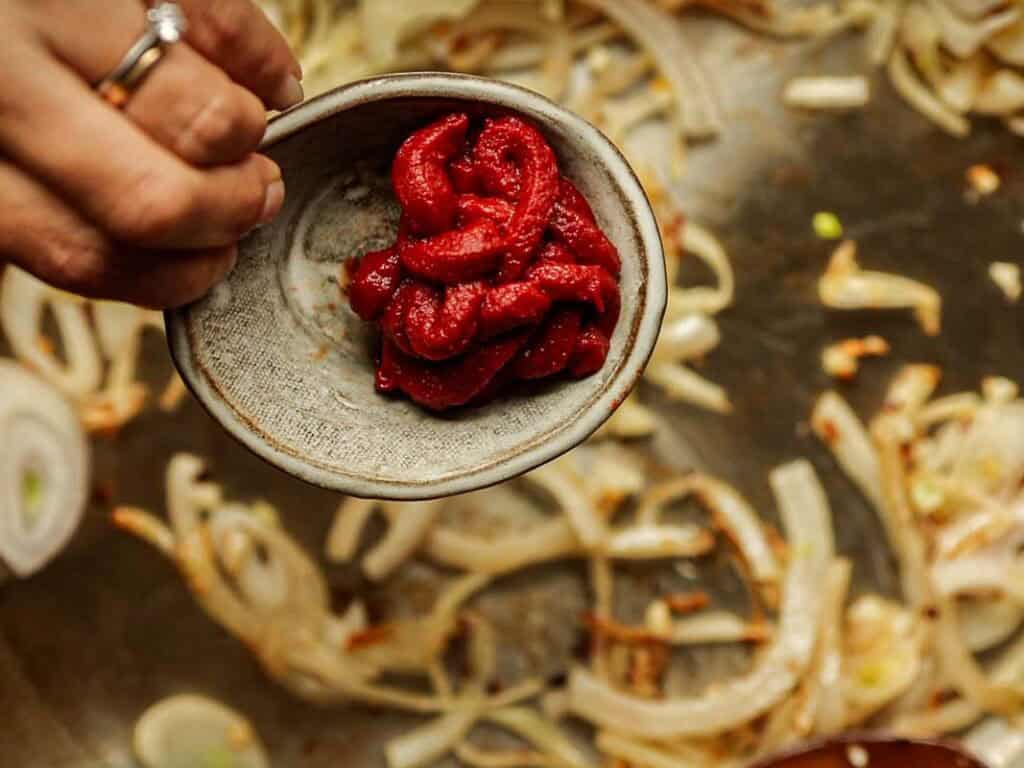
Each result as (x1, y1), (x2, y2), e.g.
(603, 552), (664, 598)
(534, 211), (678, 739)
(133, 694), (269, 768)
(367, 501), (443, 581)
(989, 19), (1024, 66)
(325, 498), (376, 562)
(975, 70), (1024, 116)
(960, 598), (1024, 653)
(965, 717), (1024, 768)
(931, 555), (1024, 601)
(637, 473), (781, 598)
(811, 391), (885, 515)
(663, 611), (771, 645)
(667, 222), (735, 318)
(0, 361), (90, 577)
(927, 0), (1019, 58)
(605, 523), (714, 559)
(485, 707), (591, 768)
(568, 460), (833, 737)
(577, 0), (723, 138)
(888, 47), (971, 137)
(809, 559), (852, 735)
(386, 708), (481, 768)
(530, 465), (607, 548)
(819, 240), (942, 335)
(423, 519), (578, 574)
(653, 313), (720, 364)
(644, 363), (732, 413)
(360, 0), (479, 66)
(820, 336), (890, 380)
(596, 394), (657, 439)
(0, 267), (103, 400)
(841, 595), (922, 724)
(783, 76), (870, 110)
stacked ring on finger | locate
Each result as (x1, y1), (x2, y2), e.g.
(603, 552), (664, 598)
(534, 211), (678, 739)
(96, 3), (188, 108)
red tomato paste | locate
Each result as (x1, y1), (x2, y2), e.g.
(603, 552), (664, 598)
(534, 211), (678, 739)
(347, 112), (621, 411)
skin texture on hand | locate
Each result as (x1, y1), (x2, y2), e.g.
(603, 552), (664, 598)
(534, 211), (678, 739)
(0, 0), (302, 308)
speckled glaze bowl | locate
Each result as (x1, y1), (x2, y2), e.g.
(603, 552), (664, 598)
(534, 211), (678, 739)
(166, 73), (667, 500)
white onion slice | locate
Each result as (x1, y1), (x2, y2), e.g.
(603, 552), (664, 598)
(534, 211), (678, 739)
(568, 460), (832, 737)
(577, 0), (723, 138)
(663, 611), (771, 645)
(888, 47), (970, 137)
(326, 498), (376, 562)
(0, 361), (89, 577)
(783, 76), (870, 110)
(819, 240), (942, 335)
(133, 694), (269, 768)
(652, 313), (720, 364)
(0, 267), (103, 400)
(812, 391), (885, 513)
(960, 598), (1024, 653)
(927, 0), (1019, 58)
(989, 20), (1024, 66)
(965, 717), (1024, 768)
(668, 223), (735, 318)
(644, 363), (732, 413)
(368, 501), (443, 581)
(637, 473), (780, 597)
(387, 709), (480, 768)
(605, 523), (713, 560)
(975, 70), (1024, 116)
(423, 520), (577, 574)
(531, 465), (607, 548)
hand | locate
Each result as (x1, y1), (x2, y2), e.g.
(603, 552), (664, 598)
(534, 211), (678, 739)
(0, 0), (302, 308)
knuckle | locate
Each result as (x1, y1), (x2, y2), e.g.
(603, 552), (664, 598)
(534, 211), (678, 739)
(198, 0), (248, 51)
(37, 230), (111, 295)
(177, 90), (254, 161)
(109, 171), (196, 244)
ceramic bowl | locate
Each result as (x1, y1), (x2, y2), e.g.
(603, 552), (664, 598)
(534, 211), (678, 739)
(166, 72), (667, 499)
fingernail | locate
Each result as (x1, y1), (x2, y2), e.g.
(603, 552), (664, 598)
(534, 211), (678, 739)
(271, 75), (304, 111)
(260, 180), (285, 224)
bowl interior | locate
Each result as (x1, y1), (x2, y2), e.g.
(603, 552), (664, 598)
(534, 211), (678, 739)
(168, 75), (664, 498)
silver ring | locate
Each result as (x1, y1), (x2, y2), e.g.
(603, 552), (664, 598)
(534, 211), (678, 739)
(96, 3), (188, 108)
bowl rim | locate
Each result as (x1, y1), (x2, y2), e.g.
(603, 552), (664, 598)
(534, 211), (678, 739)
(166, 72), (667, 500)
(747, 733), (986, 768)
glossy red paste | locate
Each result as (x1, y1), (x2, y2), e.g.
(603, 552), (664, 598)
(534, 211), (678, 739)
(347, 112), (621, 411)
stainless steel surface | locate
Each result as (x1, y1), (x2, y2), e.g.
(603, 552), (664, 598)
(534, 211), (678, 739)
(3, 25), (1024, 767)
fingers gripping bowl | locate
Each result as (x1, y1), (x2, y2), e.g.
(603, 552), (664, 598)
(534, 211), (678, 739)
(166, 73), (667, 499)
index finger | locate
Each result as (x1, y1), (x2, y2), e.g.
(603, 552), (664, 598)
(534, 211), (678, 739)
(179, 0), (305, 111)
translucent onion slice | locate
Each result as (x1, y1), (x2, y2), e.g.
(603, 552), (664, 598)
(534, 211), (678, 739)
(652, 313), (720, 364)
(888, 47), (970, 137)
(133, 694), (269, 768)
(811, 391), (885, 514)
(577, 0), (723, 138)
(605, 523), (714, 559)
(662, 611), (772, 645)
(989, 20), (1024, 66)
(819, 240), (942, 335)
(644, 362), (732, 413)
(0, 267), (103, 400)
(370, 501), (443, 581)
(960, 598), (1024, 653)
(668, 223), (735, 318)
(927, 0), (1019, 58)
(637, 473), (781, 599)
(783, 76), (870, 110)
(567, 460), (833, 738)
(0, 361), (90, 577)
(975, 70), (1024, 116)
(387, 709), (481, 768)
(964, 717), (1024, 768)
